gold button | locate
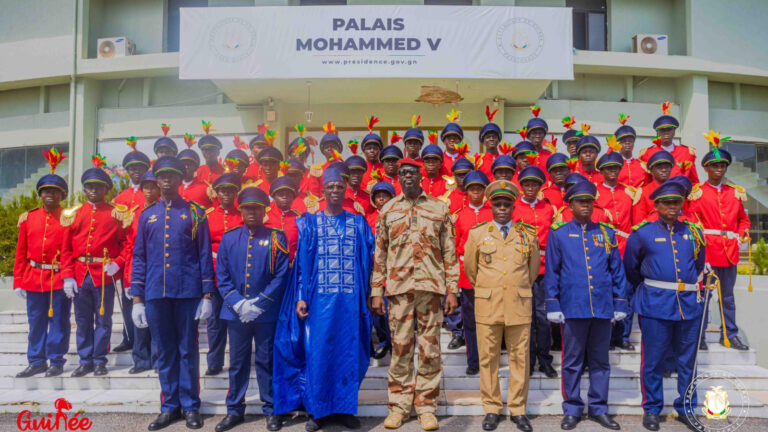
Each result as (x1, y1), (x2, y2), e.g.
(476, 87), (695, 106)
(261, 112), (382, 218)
(674, 250), (678, 254)
(677, 279), (682, 283)
(587, 257), (591, 260)
(248, 254), (252, 258)
(166, 264), (170, 268)
(589, 285), (594, 289)
(245, 294), (250, 298)
(88, 235), (93, 239)
(246, 284), (250, 288)
(588, 266), (592, 270)
(677, 269), (681, 272)
(166, 216), (170, 220)
(165, 225), (169, 229)
(585, 247), (589, 251)
(247, 264), (251, 268)
(675, 259), (679, 263)
(165, 253), (169, 257)
(672, 241), (676, 244)
(503, 271), (507, 275)
(165, 234), (170, 238)
(246, 273), (251, 277)
(165, 244), (169, 247)
(589, 275), (593, 279)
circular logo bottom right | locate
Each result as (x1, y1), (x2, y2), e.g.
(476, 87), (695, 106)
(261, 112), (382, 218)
(684, 369), (750, 431)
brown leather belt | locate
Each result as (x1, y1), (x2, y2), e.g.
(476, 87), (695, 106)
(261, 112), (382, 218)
(76, 256), (106, 263)
(29, 260), (60, 271)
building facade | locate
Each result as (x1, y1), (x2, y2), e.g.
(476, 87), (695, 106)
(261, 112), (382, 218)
(1, 0), (768, 237)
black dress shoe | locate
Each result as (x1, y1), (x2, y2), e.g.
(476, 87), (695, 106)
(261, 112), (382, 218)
(337, 414), (360, 429)
(699, 339), (708, 351)
(373, 345), (390, 360)
(466, 366), (479, 376)
(205, 366), (223, 376)
(663, 369), (673, 378)
(184, 410), (203, 429)
(589, 413), (620, 430)
(676, 414), (699, 431)
(511, 415), (532, 432)
(482, 414), (499, 431)
(447, 335), (465, 350)
(305, 416), (321, 431)
(723, 336), (749, 351)
(215, 414), (244, 432)
(94, 365), (108, 376)
(642, 413), (660, 431)
(71, 364), (95, 377)
(148, 410), (182, 431)
(539, 364), (558, 378)
(617, 340), (635, 351)
(16, 364), (47, 378)
(112, 341), (132, 352)
(561, 415), (580, 430)
(266, 415), (282, 431)
(129, 366), (150, 374)
(45, 365), (64, 377)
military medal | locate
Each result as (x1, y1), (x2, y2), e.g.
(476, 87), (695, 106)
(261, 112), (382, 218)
(485, 254), (492, 264)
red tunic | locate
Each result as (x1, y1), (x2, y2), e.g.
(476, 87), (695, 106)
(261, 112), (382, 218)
(455, 203), (493, 289)
(689, 182), (750, 267)
(207, 206), (243, 272)
(560, 205), (612, 226)
(265, 206), (301, 262)
(445, 189), (468, 215)
(14, 207), (66, 292)
(362, 161), (384, 188)
(512, 198), (556, 274)
(195, 163), (225, 185)
(634, 180), (660, 223)
(541, 182), (566, 210)
(421, 175), (449, 198)
(244, 161), (261, 180)
(442, 152), (461, 176)
(596, 183), (635, 255)
(639, 144), (699, 184)
(179, 179), (213, 208)
(366, 209), (380, 234)
(61, 202), (129, 286)
(123, 202), (156, 287)
(576, 162), (604, 185)
(346, 187), (373, 215)
(113, 185), (145, 213)
(618, 157), (646, 188)
(307, 161), (331, 197)
(476, 153), (497, 179)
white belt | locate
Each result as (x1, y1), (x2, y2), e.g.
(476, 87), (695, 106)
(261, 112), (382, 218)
(539, 251), (546, 257)
(29, 260), (60, 271)
(644, 278), (699, 292)
(212, 252), (217, 259)
(615, 230), (630, 239)
(702, 229), (739, 239)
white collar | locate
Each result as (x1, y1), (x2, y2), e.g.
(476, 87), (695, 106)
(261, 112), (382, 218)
(182, 179), (193, 187)
(521, 197), (538, 207)
(602, 182), (616, 191)
(469, 202), (484, 211)
(662, 143), (675, 152)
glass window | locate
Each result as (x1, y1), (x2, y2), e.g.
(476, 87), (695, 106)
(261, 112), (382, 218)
(568, 0), (606, 51)
(724, 141), (768, 241)
(0, 144), (68, 197)
(166, 0), (208, 53)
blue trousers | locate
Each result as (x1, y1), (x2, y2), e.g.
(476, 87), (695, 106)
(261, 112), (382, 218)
(26, 290), (71, 367)
(639, 315), (701, 416)
(610, 313), (634, 346)
(372, 297), (391, 350)
(146, 298), (201, 413)
(73, 275), (115, 365)
(206, 291), (227, 370)
(444, 293), (462, 337)
(225, 320), (276, 416)
(530, 275), (553, 367)
(561, 318), (611, 417)
(702, 266), (739, 339)
(117, 287), (134, 347)
(132, 323), (156, 369)
(461, 288), (478, 369)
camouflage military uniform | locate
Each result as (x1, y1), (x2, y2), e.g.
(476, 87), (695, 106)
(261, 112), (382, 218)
(372, 191), (459, 415)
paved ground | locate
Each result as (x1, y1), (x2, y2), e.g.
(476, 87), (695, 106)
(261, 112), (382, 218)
(2, 413), (767, 432)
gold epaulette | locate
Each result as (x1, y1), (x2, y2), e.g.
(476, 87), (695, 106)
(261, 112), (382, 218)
(17, 211), (29, 227)
(727, 182), (747, 202)
(686, 145), (696, 158)
(625, 185), (642, 205)
(687, 183), (702, 201)
(537, 190), (544, 200)
(109, 203), (132, 229)
(205, 207), (215, 215)
(632, 220), (649, 231)
(552, 206), (565, 224)
(639, 147), (650, 159)
(551, 221), (567, 230)
(60, 204), (82, 227)
(353, 201), (365, 215)
(443, 175), (457, 191)
(206, 184), (216, 200)
(242, 178), (262, 188)
(470, 221), (488, 231)
(438, 189), (452, 206)
(304, 191), (321, 213)
(310, 163), (324, 178)
(604, 208), (613, 223)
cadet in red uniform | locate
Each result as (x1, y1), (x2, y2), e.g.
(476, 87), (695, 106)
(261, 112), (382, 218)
(444, 158), (474, 214)
(639, 101), (698, 184)
(244, 131), (269, 180)
(178, 148), (213, 208)
(526, 105), (552, 168)
(575, 135), (604, 184)
(403, 115), (424, 162)
(265, 176), (302, 265)
(453, 170), (493, 374)
(477, 106), (502, 178)
(61, 156), (129, 377)
(223, 149), (254, 185)
(195, 126), (225, 184)
(441, 111), (463, 175)
(689, 136), (750, 351)
(251, 147), (280, 193)
(512, 141), (537, 175)
(378, 145), (403, 195)
(307, 122), (343, 197)
(153, 125), (178, 158)
(421, 144), (450, 197)
(542, 153), (570, 209)
(14, 150), (71, 378)
(561, 116), (580, 158)
(346, 154), (373, 215)
(490, 153), (517, 184)
(612, 115), (646, 188)
(635, 150), (675, 222)
(595, 152), (636, 254)
(511, 166), (559, 379)
(366, 181), (396, 360)
(361, 119), (384, 187)
(560, 174), (613, 224)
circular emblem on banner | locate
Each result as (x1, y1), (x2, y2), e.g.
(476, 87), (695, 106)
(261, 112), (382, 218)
(495, 17), (544, 63)
(683, 369), (750, 431)
(208, 17), (257, 63)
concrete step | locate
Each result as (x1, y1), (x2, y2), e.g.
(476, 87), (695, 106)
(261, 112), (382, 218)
(0, 387), (765, 417)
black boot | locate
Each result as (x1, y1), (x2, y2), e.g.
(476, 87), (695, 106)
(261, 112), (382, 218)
(511, 415), (532, 432)
(448, 335), (465, 349)
(112, 341), (132, 352)
(642, 413), (660, 431)
(539, 364), (558, 378)
(184, 410), (203, 429)
(45, 365), (64, 377)
(373, 345), (390, 360)
(148, 410), (182, 431)
(589, 413), (620, 430)
(724, 336), (749, 350)
(561, 415), (580, 430)
(482, 414), (499, 431)
(16, 364), (47, 378)
(266, 415), (282, 431)
(71, 364), (95, 377)
(215, 415), (244, 432)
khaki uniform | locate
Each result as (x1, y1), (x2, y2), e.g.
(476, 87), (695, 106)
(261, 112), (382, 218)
(372, 191), (459, 415)
(464, 221), (540, 416)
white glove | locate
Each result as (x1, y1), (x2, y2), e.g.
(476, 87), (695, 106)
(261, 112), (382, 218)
(105, 261), (120, 277)
(240, 298), (266, 323)
(63, 278), (78, 299)
(132, 302), (148, 328)
(613, 311), (628, 322)
(14, 288), (26, 299)
(547, 312), (565, 324)
(124, 286), (133, 300)
(195, 298), (213, 321)
(704, 262), (713, 274)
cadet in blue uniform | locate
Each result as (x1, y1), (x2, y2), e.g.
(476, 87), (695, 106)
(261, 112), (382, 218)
(544, 181), (628, 431)
(214, 187), (290, 432)
(130, 156), (215, 431)
(623, 181), (706, 432)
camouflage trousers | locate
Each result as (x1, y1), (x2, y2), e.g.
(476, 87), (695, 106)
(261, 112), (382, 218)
(387, 290), (443, 415)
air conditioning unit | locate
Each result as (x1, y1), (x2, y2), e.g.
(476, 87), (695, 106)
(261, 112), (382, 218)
(97, 37), (136, 59)
(632, 34), (668, 55)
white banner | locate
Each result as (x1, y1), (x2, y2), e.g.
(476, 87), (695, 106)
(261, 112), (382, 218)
(180, 6), (573, 80)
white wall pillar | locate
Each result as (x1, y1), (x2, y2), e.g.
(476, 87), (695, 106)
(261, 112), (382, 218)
(675, 74), (709, 165)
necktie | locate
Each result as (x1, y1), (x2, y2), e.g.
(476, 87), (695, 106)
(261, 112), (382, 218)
(500, 225), (509, 240)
